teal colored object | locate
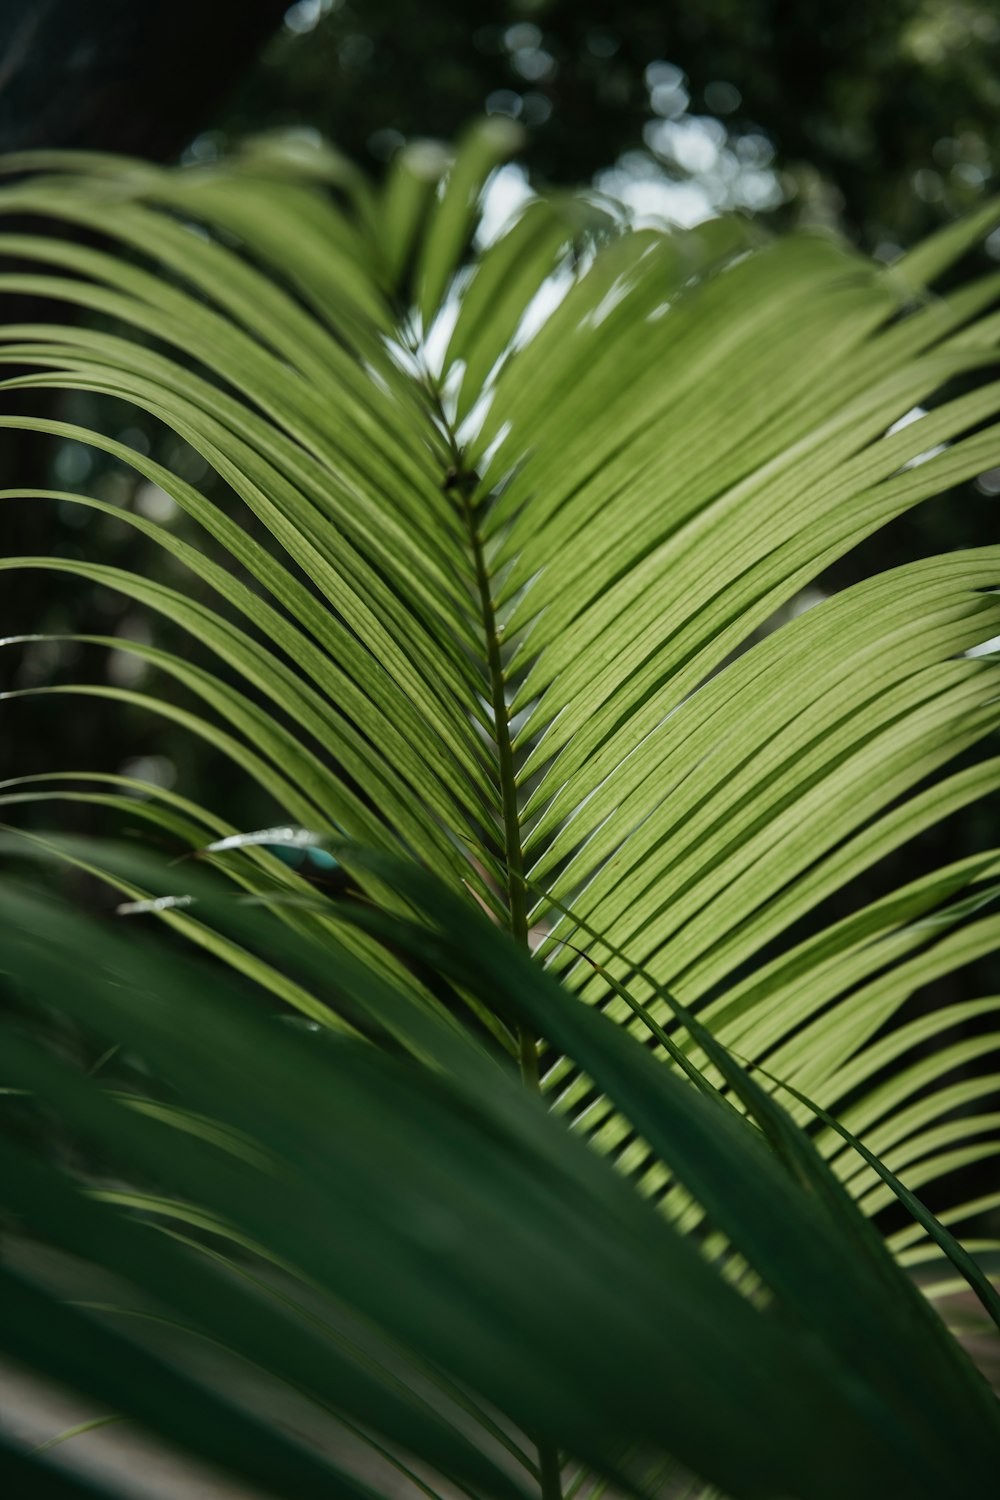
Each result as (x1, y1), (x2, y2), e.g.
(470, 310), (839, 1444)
(268, 845), (339, 872)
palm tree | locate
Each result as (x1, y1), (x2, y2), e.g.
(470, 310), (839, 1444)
(1, 121), (999, 1498)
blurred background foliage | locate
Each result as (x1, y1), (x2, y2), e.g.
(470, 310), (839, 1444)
(233, 0), (1000, 253)
(1, 0), (999, 1036)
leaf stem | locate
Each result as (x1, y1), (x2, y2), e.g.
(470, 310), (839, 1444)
(461, 500), (541, 1073)
(427, 375), (559, 1500)
(460, 489), (559, 1500)
(467, 520), (527, 930)
(537, 1440), (564, 1500)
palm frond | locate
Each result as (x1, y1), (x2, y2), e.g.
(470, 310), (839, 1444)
(2, 854), (999, 1500)
(1, 128), (999, 1494)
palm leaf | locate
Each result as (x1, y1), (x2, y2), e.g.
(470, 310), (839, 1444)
(1, 127), (999, 1492)
(2, 855), (999, 1500)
